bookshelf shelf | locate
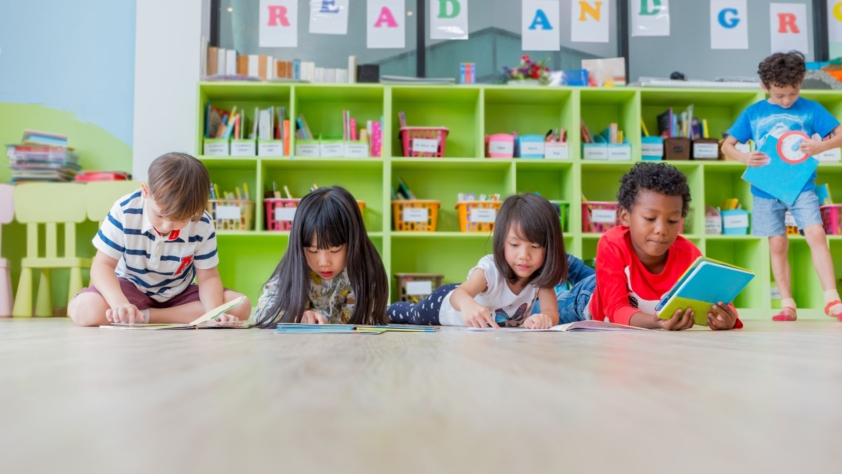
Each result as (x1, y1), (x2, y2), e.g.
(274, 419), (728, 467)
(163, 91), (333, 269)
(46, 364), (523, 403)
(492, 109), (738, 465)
(197, 83), (842, 318)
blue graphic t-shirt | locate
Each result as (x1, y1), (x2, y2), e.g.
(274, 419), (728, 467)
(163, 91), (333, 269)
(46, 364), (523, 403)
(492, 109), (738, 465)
(727, 97), (839, 199)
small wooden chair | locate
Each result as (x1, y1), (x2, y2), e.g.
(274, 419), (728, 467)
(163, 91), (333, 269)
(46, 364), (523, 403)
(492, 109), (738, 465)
(0, 184), (14, 317)
(12, 183), (90, 317)
(85, 181), (142, 222)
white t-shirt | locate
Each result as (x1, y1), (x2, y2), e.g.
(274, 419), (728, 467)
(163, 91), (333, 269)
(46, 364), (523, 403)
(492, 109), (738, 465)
(439, 255), (540, 327)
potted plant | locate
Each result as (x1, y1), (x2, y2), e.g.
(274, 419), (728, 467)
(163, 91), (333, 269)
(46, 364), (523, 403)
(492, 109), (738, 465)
(502, 55), (551, 86)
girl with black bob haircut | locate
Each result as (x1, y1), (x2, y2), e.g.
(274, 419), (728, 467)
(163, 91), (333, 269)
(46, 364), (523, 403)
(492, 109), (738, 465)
(255, 186), (388, 328)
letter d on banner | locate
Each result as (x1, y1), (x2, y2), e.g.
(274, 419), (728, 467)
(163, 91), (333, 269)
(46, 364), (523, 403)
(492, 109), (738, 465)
(431, 0), (469, 40)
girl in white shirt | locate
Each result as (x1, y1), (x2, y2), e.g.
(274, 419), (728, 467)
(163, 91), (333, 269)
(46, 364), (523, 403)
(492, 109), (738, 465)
(388, 194), (567, 329)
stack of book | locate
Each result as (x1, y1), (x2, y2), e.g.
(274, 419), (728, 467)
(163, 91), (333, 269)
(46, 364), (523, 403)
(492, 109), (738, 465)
(206, 47), (359, 84)
(6, 131), (81, 183)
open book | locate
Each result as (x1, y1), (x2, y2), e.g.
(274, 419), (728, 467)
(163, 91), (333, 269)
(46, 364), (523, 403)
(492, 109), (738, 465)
(275, 324), (438, 335)
(463, 320), (647, 332)
(656, 257), (754, 325)
(99, 296), (247, 330)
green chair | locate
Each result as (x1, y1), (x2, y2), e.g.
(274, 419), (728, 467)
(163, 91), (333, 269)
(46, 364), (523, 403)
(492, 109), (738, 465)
(12, 183), (90, 317)
(85, 181), (142, 222)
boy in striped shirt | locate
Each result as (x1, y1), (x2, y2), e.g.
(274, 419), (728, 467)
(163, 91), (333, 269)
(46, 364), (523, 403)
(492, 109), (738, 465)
(68, 153), (251, 326)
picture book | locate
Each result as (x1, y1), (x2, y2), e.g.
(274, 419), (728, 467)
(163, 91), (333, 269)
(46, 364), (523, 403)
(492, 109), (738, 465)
(275, 324), (438, 335)
(743, 133), (818, 206)
(463, 320), (647, 332)
(655, 257), (754, 326)
(99, 296), (246, 330)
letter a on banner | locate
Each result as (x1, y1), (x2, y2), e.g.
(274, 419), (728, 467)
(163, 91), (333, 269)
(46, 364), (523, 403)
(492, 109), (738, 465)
(523, 0), (560, 51)
(260, 0), (298, 47)
(572, 1), (609, 43)
(368, 0), (405, 49)
(711, 0), (748, 50)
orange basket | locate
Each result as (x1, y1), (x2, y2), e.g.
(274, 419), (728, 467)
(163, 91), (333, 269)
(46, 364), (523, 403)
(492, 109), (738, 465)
(207, 199), (255, 231)
(394, 273), (444, 303)
(456, 201), (503, 233)
(392, 200), (440, 232)
(265, 198), (365, 231)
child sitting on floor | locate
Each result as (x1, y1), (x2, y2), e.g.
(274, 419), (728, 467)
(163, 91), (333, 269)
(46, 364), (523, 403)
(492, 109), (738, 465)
(559, 163), (743, 330)
(388, 193), (567, 329)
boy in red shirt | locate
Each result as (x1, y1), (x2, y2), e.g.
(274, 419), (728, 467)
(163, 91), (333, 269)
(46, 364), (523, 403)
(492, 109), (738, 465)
(557, 163), (742, 330)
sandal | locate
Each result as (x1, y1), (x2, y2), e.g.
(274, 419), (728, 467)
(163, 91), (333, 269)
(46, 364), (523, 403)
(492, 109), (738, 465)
(772, 306), (797, 322)
(824, 300), (842, 322)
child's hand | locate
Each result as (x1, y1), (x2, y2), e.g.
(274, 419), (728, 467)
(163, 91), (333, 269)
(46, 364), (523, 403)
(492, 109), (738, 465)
(743, 151), (770, 167)
(216, 313), (240, 324)
(106, 303), (145, 324)
(523, 313), (553, 329)
(462, 302), (499, 329)
(301, 310), (328, 324)
(798, 138), (825, 157)
(707, 302), (738, 330)
(657, 308), (695, 331)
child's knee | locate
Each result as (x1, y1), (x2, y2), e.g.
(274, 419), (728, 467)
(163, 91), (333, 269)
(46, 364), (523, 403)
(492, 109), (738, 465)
(68, 293), (109, 327)
(224, 291), (252, 320)
(769, 235), (789, 254)
(803, 224), (827, 243)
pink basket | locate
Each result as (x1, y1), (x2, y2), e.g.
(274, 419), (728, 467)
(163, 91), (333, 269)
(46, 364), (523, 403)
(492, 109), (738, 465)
(265, 199), (300, 231)
(486, 133), (515, 158)
(399, 127), (449, 157)
(821, 205), (842, 235)
(582, 202), (621, 233)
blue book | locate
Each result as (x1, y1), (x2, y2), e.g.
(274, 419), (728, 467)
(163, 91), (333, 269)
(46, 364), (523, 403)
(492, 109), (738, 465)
(293, 60), (301, 81)
(655, 257), (754, 326)
(743, 134), (818, 205)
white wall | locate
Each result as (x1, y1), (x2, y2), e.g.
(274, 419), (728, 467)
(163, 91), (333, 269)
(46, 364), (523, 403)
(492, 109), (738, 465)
(132, 0), (206, 181)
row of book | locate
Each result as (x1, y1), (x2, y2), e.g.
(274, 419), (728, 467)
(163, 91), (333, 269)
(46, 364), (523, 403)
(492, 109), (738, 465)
(581, 121), (623, 144)
(655, 106), (710, 139)
(6, 131), (80, 183)
(295, 113), (383, 157)
(206, 47), (359, 83)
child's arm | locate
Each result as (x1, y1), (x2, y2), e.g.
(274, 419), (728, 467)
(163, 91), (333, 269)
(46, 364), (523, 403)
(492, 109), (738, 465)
(195, 266), (226, 314)
(799, 124), (842, 156)
(523, 287), (560, 329)
(90, 251), (145, 324)
(449, 269), (499, 329)
(721, 135), (769, 167)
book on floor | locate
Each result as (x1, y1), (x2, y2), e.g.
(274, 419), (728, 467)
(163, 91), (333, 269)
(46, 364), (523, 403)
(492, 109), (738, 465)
(275, 324), (438, 335)
(655, 257), (754, 326)
(99, 296), (247, 330)
(463, 320), (647, 332)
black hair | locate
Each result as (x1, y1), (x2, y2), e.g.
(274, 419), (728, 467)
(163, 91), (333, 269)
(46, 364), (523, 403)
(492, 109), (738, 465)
(617, 162), (691, 217)
(256, 186), (388, 327)
(492, 194), (568, 287)
(758, 51), (806, 89)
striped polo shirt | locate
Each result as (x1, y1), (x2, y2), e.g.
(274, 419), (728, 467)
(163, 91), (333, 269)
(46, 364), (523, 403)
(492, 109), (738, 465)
(93, 189), (219, 302)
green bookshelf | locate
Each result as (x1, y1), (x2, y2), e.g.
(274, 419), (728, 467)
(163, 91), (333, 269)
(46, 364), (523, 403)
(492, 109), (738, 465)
(195, 82), (842, 320)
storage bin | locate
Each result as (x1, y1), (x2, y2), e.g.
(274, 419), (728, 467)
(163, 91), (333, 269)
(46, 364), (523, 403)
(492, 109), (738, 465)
(721, 209), (750, 235)
(230, 139), (256, 157)
(207, 199), (255, 231)
(456, 201), (504, 233)
(517, 135), (545, 159)
(544, 142), (569, 159)
(641, 136), (664, 161)
(486, 133), (515, 158)
(394, 273), (444, 303)
(399, 127), (449, 157)
(203, 138), (230, 156)
(392, 200), (440, 231)
(295, 140), (320, 157)
(692, 138), (720, 160)
(664, 137), (691, 160)
(581, 202), (620, 233)
(821, 205), (842, 235)
(266, 199), (365, 231)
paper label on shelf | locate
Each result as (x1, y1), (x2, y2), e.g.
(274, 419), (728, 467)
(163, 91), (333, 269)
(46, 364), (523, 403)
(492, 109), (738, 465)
(204, 142), (229, 156)
(489, 141), (514, 155)
(817, 148), (842, 162)
(230, 142), (256, 156)
(469, 208), (496, 223)
(784, 211), (797, 227)
(320, 143), (344, 157)
(520, 142), (545, 156)
(402, 208), (429, 223)
(723, 214), (749, 228)
(705, 217), (722, 235)
(275, 207), (297, 222)
(406, 281), (433, 295)
(412, 139), (439, 154)
(258, 142), (284, 156)
(217, 206), (241, 220)
(296, 144), (320, 157)
(607, 146), (631, 161)
(641, 143), (664, 157)
(345, 143), (369, 158)
(693, 143), (719, 158)
(544, 143), (569, 159)
(583, 145), (608, 160)
(591, 209), (616, 224)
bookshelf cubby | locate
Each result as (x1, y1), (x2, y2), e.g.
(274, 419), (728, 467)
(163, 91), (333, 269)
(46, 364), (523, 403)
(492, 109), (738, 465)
(196, 82), (842, 319)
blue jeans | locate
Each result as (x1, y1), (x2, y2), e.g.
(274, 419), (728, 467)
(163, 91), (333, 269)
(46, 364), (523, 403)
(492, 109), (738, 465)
(752, 190), (823, 237)
(532, 255), (595, 324)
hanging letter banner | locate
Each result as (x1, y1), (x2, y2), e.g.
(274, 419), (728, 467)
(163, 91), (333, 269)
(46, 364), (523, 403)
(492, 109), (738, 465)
(368, 0), (406, 49)
(632, 0), (670, 37)
(309, 0), (349, 35)
(710, 0), (748, 50)
(830, 1), (842, 43)
(260, 0), (298, 47)
(572, 1), (609, 43)
(770, 3), (808, 54)
(523, 0), (560, 51)
(431, 0), (469, 40)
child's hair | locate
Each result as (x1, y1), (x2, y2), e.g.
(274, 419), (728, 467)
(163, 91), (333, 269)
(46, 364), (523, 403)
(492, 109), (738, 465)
(492, 193), (567, 287)
(758, 51), (806, 89)
(617, 162), (691, 217)
(256, 186), (388, 327)
(147, 152), (210, 221)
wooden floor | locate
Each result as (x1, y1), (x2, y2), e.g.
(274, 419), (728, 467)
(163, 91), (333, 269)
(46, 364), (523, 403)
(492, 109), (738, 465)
(1, 319), (842, 473)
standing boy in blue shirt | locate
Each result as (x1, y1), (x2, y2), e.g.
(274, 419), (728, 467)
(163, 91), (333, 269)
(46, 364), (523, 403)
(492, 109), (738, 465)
(722, 52), (842, 321)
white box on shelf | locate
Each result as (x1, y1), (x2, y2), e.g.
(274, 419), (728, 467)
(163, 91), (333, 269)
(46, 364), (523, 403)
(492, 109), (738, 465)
(544, 142), (569, 160)
(295, 143), (320, 157)
(230, 140), (256, 157)
(258, 140), (284, 156)
(203, 141), (229, 156)
(344, 142), (369, 158)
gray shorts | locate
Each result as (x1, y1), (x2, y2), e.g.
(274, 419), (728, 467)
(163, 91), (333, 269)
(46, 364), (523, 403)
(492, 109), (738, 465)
(752, 190), (823, 237)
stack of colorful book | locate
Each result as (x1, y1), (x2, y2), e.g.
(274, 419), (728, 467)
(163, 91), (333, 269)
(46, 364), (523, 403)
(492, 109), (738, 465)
(6, 131), (81, 183)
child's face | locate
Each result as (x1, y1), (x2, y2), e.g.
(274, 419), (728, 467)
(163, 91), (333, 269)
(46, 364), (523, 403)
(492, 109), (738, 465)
(503, 227), (546, 281)
(619, 190), (684, 265)
(763, 83), (801, 109)
(141, 184), (191, 235)
(305, 237), (347, 280)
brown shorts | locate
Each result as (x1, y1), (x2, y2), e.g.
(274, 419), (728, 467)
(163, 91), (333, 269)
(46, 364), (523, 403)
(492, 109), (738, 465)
(77, 278), (228, 310)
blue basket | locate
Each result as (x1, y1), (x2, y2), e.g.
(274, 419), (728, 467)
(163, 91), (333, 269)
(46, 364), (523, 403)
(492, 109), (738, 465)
(517, 134), (546, 159)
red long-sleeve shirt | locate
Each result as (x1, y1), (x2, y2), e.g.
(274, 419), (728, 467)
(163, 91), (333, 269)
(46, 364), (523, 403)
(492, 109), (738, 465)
(589, 226), (743, 329)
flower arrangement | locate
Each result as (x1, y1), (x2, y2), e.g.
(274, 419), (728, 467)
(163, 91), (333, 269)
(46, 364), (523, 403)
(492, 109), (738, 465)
(502, 55), (551, 85)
